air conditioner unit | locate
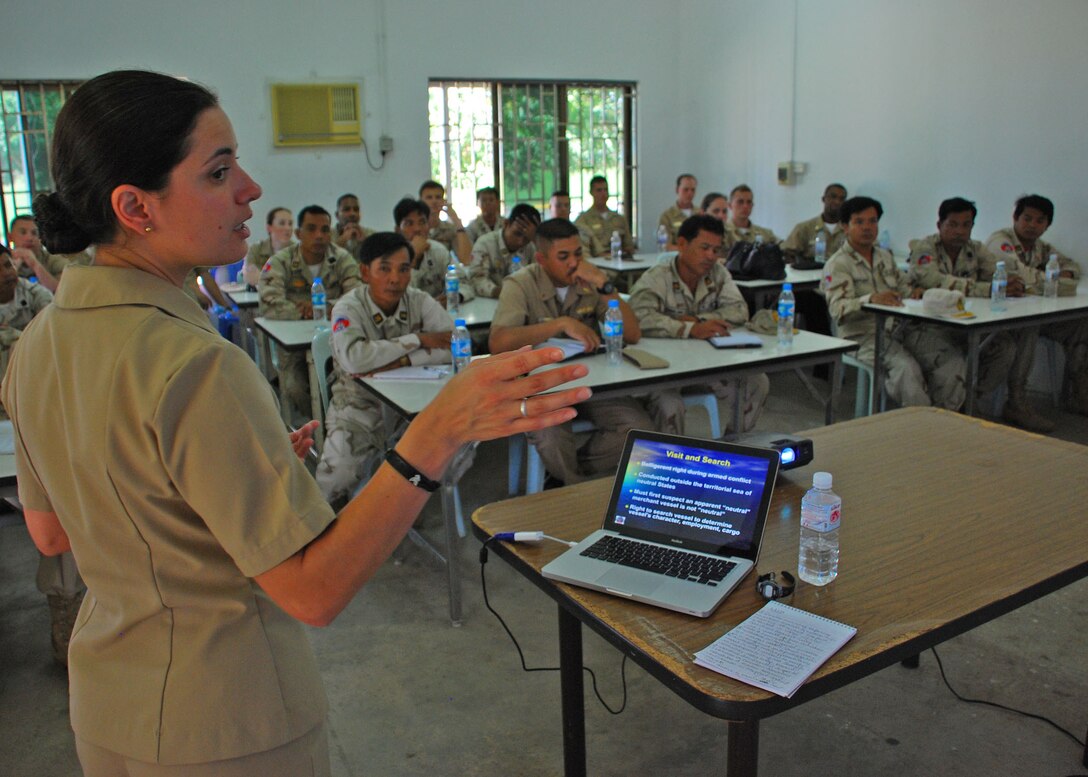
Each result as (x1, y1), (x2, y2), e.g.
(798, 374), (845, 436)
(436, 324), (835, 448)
(271, 83), (362, 147)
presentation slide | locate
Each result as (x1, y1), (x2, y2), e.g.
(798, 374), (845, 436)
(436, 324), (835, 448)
(611, 439), (769, 548)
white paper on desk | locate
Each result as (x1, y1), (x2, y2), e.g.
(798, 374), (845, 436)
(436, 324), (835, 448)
(537, 337), (600, 360)
(708, 332), (763, 349)
(693, 601), (856, 698)
(368, 365), (450, 380)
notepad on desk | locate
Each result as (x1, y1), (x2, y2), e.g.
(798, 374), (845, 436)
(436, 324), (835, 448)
(367, 365), (450, 380)
(693, 600), (856, 698)
(708, 332), (763, 349)
(537, 337), (603, 360)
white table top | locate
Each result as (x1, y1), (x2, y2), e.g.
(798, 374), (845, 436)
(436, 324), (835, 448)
(222, 284), (259, 308)
(863, 291), (1088, 328)
(589, 255), (658, 273)
(358, 331), (857, 418)
(733, 265), (825, 290)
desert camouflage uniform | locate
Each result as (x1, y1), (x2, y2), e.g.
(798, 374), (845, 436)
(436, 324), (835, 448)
(723, 221), (779, 255)
(469, 230), (536, 298)
(574, 208), (635, 257)
(782, 215), (846, 263)
(657, 204), (695, 246)
(465, 215), (505, 245)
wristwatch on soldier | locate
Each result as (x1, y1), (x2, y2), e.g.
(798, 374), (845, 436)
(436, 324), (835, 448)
(596, 281), (616, 295)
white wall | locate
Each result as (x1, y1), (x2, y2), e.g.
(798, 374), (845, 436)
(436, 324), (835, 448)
(683, 0), (1088, 257)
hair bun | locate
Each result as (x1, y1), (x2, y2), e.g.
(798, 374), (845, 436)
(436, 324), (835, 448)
(33, 191), (91, 254)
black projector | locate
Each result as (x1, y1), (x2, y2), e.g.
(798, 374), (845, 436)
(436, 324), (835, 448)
(736, 432), (813, 470)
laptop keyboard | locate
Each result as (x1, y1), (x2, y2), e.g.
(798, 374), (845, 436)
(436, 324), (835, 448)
(581, 536), (736, 586)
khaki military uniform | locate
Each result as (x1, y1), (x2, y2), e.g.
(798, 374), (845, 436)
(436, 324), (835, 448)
(411, 240), (475, 303)
(335, 224), (376, 262)
(723, 221), (779, 255)
(243, 239), (292, 286)
(2, 265), (334, 767)
(315, 286), (453, 502)
(782, 215), (846, 263)
(493, 263), (653, 483)
(629, 258), (769, 434)
(429, 220), (461, 251)
(0, 278), (53, 355)
(259, 244), (362, 419)
(465, 215), (505, 245)
(469, 230), (536, 298)
(574, 208), (635, 256)
(986, 227), (1088, 407)
(903, 234), (1021, 405)
(825, 243), (935, 407)
(657, 204), (695, 246)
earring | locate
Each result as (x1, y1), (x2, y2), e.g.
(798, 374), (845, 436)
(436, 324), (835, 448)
(144, 225), (153, 233)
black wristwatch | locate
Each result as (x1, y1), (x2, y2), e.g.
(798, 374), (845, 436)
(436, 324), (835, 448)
(596, 281), (616, 295)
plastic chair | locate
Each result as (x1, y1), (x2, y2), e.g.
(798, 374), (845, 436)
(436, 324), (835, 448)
(310, 329), (333, 418)
(989, 336), (1063, 415)
(523, 419), (596, 494)
(830, 319), (878, 417)
(656, 251), (679, 265)
(682, 393), (723, 438)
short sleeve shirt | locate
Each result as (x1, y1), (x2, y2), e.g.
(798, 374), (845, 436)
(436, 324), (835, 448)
(629, 258), (748, 338)
(258, 243), (361, 319)
(492, 262), (607, 332)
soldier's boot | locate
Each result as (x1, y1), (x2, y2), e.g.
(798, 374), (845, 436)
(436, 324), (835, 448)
(1003, 390), (1056, 434)
(47, 590), (84, 667)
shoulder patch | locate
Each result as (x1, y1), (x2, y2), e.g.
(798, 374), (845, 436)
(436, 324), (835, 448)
(262, 261), (272, 272)
(917, 254), (932, 266)
(372, 312), (384, 325)
(332, 317), (350, 332)
(1000, 243), (1014, 253)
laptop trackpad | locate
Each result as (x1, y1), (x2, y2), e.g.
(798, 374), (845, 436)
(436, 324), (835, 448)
(597, 566), (662, 597)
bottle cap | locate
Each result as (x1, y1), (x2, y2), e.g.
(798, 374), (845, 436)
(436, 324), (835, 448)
(813, 471), (832, 489)
(448, 264), (456, 271)
(314, 276), (322, 283)
(455, 318), (466, 327)
(782, 282), (793, 291)
(996, 260), (1005, 268)
(608, 299), (619, 308)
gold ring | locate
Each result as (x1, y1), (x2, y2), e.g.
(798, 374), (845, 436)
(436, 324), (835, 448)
(520, 398), (528, 418)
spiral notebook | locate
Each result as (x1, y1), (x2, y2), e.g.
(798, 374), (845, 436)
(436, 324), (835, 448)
(693, 600), (856, 697)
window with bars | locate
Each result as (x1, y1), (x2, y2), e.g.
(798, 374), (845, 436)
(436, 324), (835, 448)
(428, 80), (637, 237)
(1, 80), (81, 245)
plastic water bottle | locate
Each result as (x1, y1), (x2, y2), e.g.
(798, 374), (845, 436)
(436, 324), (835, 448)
(445, 264), (460, 317)
(311, 276), (328, 328)
(604, 299), (623, 366)
(991, 261), (1008, 312)
(509, 255), (522, 275)
(776, 282), (795, 347)
(656, 224), (668, 253)
(799, 472), (841, 586)
(610, 230), (623, 263)
(451, 318), (471, 373)
(1044, 252), (1060, 299)
(814, 231), (827, 264)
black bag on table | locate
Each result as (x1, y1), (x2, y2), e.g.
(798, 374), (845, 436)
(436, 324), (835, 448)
(725, 240), (786, 281)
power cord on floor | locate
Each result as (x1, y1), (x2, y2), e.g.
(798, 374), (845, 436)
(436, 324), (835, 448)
(929, 645), (1086, 774)
(480, 536), (628, 715)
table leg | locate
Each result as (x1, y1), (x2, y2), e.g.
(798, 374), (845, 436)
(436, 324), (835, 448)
(964, 331), (981, 416)
(826, 357), (841, 425)
(304, 349), (325, 450)
(440, 481), (462, 627)
(726, 719), (760, 777)
(558, 607), (587, 777)
(872, 313), (886, 414)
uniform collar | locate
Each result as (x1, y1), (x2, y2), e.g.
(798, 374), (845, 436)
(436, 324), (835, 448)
(362, 285), (410, 325)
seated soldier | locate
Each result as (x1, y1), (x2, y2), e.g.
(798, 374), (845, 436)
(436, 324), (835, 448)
(258, 204), (361, 420)
(243, 206), (294, 286)
(8, 214), (83, 292)
(574, 176), (636, 257)
(630, 214), (769, 435)
(419, 180), (472, 264)
(333, 193), (374, 262)
(316, 233), (453, 505)
(906, 197), (1041, 428)
(782, 183), (848, 265)
(490, 218), (653, 485)
(986, 194), (1088, 417)
(465, 186), (505, 244)
(0, 245), (52, 392)
(825, 196), (950, 409)
(394, 197), (475, 304)
(723, 185), (779, 254)
(657, 174), (699, 249)
(469, 203), (541, 298)
(549, 189), (572, 220)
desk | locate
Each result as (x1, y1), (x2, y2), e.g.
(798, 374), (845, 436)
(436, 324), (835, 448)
(222, 284), (261, 363)
(589, 255), (658, 290)
(358, 331), (856, 625)
(864, 293), (1088, 415)
(734, 266), (825, 310)
(472, 407), (1088, 776)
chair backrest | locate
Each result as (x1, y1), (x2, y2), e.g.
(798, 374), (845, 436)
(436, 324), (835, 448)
(656, 250), (678, 265)
(311, 329), (333, 417)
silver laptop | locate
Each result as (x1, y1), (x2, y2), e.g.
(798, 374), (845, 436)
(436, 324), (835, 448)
(542, 430), (780, 617)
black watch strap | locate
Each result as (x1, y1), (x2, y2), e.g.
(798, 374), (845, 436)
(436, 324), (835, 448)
(384, 449), (440, 492)
(597, 281), (616, 295)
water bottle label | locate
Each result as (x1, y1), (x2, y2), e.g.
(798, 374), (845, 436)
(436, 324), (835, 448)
(801, 503), (840, 532)
(992, 279), (1006, 295)
(453, 340), (471, 359)
(777, 301), (794, 319)
(312, 292), (326, 306)
(604, 320), (622, 338)
(1046, 268), (1059, 282)
(446, 278), (459, 294)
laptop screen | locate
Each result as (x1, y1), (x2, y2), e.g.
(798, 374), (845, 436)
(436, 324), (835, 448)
(602, 431), (780, 559)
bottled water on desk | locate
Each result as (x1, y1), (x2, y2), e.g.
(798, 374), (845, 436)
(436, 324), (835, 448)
(776, 282), (795, 347)
(656, 224), (668, 253)
(604, 299), (624, 366)
(991, 260), (1008, 312)
(1044, 253), (1060, 299)
(445, 264), (461, 317)
(798, 471), (841, 586)
(451, 318), (471, 373)
(610, 230), (623, 263)
(509, 255), (522, 275)
(814, 231), (826, 264)
(311, 276), (328, 329)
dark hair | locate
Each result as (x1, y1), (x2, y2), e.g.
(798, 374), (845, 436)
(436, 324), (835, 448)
(476, 186), (498, 200)
(938, 197), (977, 222)
(551, 189), (569, 199)
(677, 214), (725, 242)
(729, 184), (752, 199)
(359, 231), (413, 266)
(534, 218), (580, 252)
(824, 183), (848, 197)
(0, 243), (11, 258)
(297, 205), (331, 226)
(266, 206), (291, 225)
(419, 180), (444, 196)
(393, 197), (430, 226)
(9, 214), (36, 231)
(507, 203), (541, 225)
(588, 175), (607, 189)
(336, 193), (358, 209)
(700, 192), (727, 211)
(676, 173), (696, 189)
(33, 70), (219, 254)
(840, 196), (884, 224)
(1013, 194), (1054, 223)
